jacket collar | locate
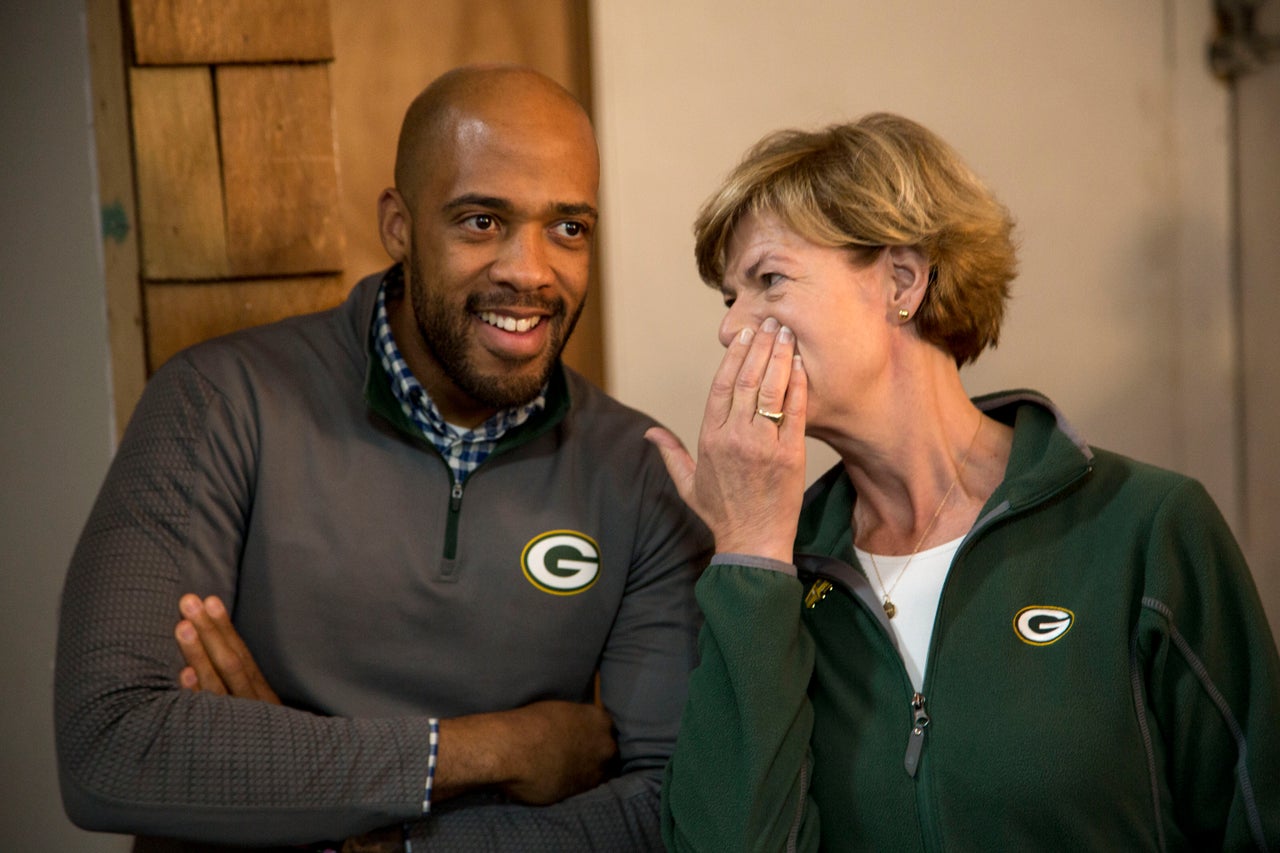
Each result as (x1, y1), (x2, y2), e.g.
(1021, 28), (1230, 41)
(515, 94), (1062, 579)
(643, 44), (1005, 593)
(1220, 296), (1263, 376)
(973, 389), (1093, 514)
(794, 390), (1093, 560)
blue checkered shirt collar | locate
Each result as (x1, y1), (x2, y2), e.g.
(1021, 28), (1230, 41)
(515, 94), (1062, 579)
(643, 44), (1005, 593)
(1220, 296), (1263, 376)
(372, 267), (546, 483)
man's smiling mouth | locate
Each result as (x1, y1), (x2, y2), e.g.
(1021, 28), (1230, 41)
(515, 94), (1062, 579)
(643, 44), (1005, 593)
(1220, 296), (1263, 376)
(477, 311), (544, 333)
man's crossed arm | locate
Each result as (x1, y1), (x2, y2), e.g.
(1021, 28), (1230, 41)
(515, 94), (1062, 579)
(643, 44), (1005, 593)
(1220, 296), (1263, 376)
(174, 594), (618, 808)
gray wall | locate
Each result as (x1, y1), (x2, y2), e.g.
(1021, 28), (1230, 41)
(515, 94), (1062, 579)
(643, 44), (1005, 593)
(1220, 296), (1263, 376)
(0, 2), (129, 849)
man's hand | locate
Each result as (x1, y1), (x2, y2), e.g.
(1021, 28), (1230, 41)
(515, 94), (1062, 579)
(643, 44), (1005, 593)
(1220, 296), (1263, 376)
(175, 594), (281, 704)
(436, 700), (617, 805)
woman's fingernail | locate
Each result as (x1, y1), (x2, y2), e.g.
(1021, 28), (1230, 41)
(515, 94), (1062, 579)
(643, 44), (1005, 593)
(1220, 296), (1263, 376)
(761, 317), (779, 333)
(738, 327), (754, 345)
(778, 325), (793, 343)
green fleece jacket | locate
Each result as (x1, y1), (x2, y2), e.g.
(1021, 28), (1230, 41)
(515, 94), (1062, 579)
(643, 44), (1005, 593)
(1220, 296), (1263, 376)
(662, 391), (1279, 852)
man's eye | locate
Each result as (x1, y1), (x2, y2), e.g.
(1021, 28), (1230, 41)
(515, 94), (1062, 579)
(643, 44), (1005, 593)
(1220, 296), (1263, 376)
(555, 221), (587, 238)
(466, 214), (496, 230)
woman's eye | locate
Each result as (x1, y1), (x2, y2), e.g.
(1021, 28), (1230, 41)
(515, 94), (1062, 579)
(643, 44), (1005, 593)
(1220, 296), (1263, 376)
(762, 272), (785, 288)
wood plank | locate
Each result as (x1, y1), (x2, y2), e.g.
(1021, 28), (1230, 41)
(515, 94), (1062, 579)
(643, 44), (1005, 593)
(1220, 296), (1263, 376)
(88, 0), (148, 437)
(130, 66), (230, 280)
(144, 277), (350, 371)
(129, 0), (333, 64)
(218, 64), (345, 277)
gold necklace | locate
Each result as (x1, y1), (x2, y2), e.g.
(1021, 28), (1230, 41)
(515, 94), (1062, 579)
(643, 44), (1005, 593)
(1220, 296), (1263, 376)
(865, 414), (983, 619)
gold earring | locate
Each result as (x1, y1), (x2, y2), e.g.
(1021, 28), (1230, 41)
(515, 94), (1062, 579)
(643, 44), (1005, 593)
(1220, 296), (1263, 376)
(898, 309), (910, 320)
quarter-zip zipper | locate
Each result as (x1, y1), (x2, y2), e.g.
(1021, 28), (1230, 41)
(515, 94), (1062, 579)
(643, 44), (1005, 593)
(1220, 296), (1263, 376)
(444, 479), (463, 560)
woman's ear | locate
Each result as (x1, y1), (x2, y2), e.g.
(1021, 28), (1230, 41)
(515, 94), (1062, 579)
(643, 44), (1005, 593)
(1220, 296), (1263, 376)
(377, 188), (411, 262)
(887, 246), (930, 318)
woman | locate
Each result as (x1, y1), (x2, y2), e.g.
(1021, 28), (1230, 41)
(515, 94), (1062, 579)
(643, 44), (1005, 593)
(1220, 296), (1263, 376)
(646, 113), (1279, 851)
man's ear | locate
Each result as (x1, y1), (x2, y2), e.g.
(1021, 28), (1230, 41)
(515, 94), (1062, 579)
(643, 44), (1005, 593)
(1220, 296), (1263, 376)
(378, 188), (411, 263)
(887, 245), (930, 316)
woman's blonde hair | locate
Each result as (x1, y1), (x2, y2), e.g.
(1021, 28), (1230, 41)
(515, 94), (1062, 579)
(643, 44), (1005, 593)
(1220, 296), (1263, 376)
(693, 113), (1017, 365)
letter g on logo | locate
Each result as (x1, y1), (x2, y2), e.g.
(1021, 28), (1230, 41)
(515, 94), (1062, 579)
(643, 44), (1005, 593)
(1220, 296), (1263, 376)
(522, 530), (600, 595)
(1013, 606), (1075, 646)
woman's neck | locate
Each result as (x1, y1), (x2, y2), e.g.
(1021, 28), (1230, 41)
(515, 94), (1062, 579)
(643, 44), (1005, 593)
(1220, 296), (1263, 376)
(830, 360), (1012, 555)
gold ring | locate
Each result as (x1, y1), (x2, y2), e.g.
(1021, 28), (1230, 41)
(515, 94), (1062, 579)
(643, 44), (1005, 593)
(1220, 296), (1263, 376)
(756, 407), (785, 426)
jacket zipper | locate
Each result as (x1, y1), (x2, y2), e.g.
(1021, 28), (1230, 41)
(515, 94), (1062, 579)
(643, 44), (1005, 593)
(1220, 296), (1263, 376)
(902, 503), (1014, 774)
(904, 692), (930, 777)
(801, 433), (1092, 850)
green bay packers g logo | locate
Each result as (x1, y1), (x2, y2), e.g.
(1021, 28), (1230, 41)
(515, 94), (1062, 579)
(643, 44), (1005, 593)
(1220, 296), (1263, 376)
(1013, 606), (1074, 646)
(521, 530), (600, 595)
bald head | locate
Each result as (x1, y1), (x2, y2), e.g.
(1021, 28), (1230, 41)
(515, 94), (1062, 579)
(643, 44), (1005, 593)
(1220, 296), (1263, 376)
(393, 65), (597, 210)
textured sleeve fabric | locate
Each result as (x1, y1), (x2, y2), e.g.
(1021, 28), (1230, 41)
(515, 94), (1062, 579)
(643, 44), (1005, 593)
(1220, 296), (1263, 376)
(1134, 479), (1280, 850)
(54, 357), (431, 845)
(661, 563), (820, 853)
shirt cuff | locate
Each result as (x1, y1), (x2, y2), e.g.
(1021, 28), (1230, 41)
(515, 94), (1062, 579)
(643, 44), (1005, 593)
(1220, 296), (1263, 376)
(422, 717), (439, 815)
(709, 552), (798, 577)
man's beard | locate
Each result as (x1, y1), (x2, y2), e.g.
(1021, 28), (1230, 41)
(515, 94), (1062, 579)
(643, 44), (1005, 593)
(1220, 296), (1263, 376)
(407, 259), (584, 411)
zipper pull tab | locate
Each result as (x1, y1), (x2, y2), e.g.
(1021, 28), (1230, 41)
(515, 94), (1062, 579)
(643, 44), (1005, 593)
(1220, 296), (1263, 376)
(904, 692), (930, 777)
(450, 481), (464, 511)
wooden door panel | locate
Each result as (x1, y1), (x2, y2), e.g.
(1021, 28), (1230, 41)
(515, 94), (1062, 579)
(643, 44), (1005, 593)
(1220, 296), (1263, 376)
(145, 277), (348, 371)
(130, 0), (333, 64)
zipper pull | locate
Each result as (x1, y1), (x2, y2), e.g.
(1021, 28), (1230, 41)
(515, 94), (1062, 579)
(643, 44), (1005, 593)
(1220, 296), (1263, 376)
(903, 692), (930, 777)
(450, 481), (463, 511)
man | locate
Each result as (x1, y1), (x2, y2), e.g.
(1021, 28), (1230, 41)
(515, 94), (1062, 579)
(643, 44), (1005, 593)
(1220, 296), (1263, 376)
(55, 65), (709, 851)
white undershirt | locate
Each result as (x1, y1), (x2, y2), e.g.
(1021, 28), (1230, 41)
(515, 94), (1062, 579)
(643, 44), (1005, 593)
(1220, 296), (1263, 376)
(854, 536), (965, 692)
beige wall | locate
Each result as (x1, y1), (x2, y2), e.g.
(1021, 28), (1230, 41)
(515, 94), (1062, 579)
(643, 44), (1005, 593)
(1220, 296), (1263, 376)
(591, 0), (1280, 633)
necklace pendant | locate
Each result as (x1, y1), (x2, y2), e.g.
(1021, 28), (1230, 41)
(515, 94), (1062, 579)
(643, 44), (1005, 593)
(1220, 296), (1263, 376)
(882, 599), (897, 619)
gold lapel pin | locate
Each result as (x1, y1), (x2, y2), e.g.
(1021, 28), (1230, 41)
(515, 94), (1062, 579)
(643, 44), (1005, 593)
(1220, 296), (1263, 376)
(805, 579), (833, 609)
